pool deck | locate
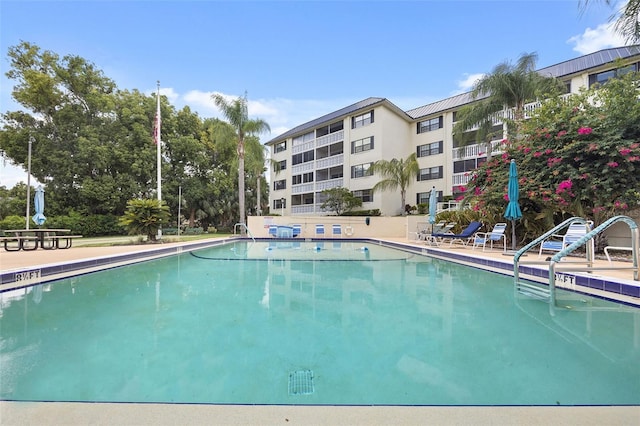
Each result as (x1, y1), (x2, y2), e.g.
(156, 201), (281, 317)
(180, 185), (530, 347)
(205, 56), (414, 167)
(1, 236), (639, 425)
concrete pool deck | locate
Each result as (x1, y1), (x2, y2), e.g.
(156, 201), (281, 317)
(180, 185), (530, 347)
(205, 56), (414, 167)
(1, 237), (639, 425)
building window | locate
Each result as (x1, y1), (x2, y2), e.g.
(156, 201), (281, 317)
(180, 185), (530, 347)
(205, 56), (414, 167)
(292, 131), (314, 146)
(292, 149), (314, 165)
(273, 179), (286, 191)
(453, 158), (486, 173)
(274, 141), (286, 153)
(316, 120), (344, 137)
(417, 116), (443, 133)
(452, 111), (458, 122)
(416, 190), (441, 205)
(588, 63), (638, 87)
(417, 141), (443, 157)
(352, 189), (373, 203)
(274, 198), (286, 209)
(351, 136), (374, 154)
(278, 160), (287, 170)
(292, 172), (313, 185)
(316, 166), (343, 182)
(351, 162), (373, 178)
(418, 166), (443, 181)
(352, 110), (374, 129)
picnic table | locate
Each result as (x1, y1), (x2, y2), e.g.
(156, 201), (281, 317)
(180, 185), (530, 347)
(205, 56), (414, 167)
(1, 229), (83, 251)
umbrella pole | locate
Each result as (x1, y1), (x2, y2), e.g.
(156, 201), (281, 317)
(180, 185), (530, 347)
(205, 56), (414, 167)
(511, 219), (517, 251)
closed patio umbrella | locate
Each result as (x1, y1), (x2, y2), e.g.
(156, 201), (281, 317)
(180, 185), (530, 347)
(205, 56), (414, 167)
(32, 185), (46, 226)
(429, 186), (438, 232)
(504, 160), (522, 251)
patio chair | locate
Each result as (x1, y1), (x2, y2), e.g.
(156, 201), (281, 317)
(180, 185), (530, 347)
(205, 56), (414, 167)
(292, 224), (302, 237)
(539, 221), (593, 257)
(315, 224), (325, 238)
(268, 225), (278, 237)
(417, 221), (446, 241)
(472, 222), (507, 251)
(332, 224), (342, 238)
(432, 221), (482, 246)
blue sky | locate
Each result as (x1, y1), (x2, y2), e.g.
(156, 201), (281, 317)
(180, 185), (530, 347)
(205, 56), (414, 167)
(0, 0), (630, 187)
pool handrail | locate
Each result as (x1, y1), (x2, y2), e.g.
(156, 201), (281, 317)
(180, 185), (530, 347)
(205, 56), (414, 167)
(233, 223), (255, 242)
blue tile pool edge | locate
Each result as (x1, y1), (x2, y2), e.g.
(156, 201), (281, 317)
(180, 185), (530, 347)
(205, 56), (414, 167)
(375, 239), (640, 308)
(0, 238), (235, 292)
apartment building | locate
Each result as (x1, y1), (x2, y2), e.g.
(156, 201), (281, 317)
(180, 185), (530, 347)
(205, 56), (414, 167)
(266, 46), (640, 217)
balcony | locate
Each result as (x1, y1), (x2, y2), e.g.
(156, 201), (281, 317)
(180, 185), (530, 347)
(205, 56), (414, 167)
(452, 139), (503, 160)
(291, 182), (314, 194)
(316, 178), (343, 191)
(316, 153), (343, 169)
(452, 172), (472, 187)
(316, 130), (344, 147)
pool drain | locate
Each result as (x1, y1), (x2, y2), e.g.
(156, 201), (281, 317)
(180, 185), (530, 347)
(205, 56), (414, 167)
(288, 370), (314, 395)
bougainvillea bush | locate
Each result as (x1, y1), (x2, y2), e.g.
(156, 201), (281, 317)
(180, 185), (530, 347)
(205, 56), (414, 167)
(460, 70), (640, 243)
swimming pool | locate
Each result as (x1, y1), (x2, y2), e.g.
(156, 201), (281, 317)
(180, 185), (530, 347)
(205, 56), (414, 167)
(1, 241), (638, 405)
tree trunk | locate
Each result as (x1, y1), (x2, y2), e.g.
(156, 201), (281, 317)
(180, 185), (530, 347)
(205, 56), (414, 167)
(189, 208), (196, 227)
(238, 140), (246, 233)
(256, 175), (261, 215)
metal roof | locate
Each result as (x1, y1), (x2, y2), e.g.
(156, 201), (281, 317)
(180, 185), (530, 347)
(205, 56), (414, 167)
(266, 46), (640, 141)
(266, 97), (386, 144)
(536, 45), (640, 78)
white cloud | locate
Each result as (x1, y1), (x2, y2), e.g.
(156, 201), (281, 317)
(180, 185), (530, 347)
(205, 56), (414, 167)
(452, 73), (484, 95)
(568, 21), (627, 55)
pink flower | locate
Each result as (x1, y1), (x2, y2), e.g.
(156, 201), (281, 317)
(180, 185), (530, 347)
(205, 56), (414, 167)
(524, 147), (531, 153)
(474, 187), (483, 196)
(557, 130), (567, 137)
(544, 149), (553, 155)
(504, 194), (509, 201)
(555, 179), (573, 195)
(578, 127), (593, 135)
(501, 152), (509, 160)
(533, 151), (542, 157)
(455, 195), (465, 201)
(619, 148), (631, 156)
(547, 157), (562, 167)
(628, 156), (640, 162)
(607, 161), (619, 168)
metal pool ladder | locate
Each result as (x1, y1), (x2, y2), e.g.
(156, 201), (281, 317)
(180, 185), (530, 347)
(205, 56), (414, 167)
(514, 216), (639, 306)
(233, 223), (255, 242)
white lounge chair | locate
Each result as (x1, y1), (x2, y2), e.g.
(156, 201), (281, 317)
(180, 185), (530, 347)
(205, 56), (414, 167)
(539, 221), (592, 256)
(473, 222), (507, 251)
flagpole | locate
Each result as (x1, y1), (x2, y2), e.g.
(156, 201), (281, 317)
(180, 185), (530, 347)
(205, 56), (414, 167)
(156, 81), (162, 240)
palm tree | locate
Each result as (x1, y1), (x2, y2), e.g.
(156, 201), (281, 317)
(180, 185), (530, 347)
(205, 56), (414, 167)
(369, 153), (419, 215)
(580, 0), (640, 44)
(452, 52), (564, 156)
(211, 92), (270, 228)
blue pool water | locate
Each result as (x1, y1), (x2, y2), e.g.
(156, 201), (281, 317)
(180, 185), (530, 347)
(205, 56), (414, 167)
(1, 241), (638, 405)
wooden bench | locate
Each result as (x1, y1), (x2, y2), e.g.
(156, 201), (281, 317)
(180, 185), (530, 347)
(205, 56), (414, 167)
(0, 235), (39, 251)
(42, 235), (83, 249)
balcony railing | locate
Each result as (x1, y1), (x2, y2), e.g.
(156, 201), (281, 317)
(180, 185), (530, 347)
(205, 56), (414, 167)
(452, 139), (503, 160)
(316, 178), (343, 191)
(316, 154), (343, 169)
(316, 130), (344, 147)
(291, 182), (314, 194)
(452, 172), (472, 187)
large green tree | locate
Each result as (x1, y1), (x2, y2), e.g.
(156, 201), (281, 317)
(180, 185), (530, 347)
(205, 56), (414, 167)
(0, 42), (165, 216)
(370, 153), (419, 215)
(453, 52), (564, 158)
(211, 93), (270, 228)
